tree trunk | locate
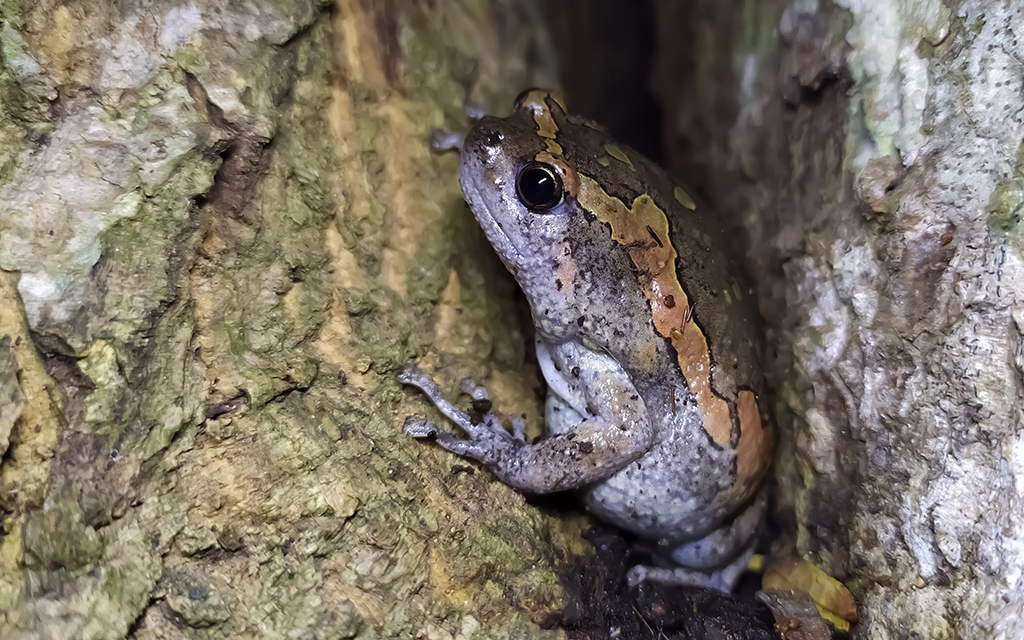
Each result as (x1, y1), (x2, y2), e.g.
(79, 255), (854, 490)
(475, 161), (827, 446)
(5, 0), (1021, 639)
(0, 2), (592, 638)
(653, 0), (1024, 637)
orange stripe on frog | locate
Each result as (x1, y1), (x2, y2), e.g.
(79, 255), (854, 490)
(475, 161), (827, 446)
(519, 90), (565, 156)
(577, 174), (733, 448)
(522, 91), (770, 470)
(736, 389), (774, 489)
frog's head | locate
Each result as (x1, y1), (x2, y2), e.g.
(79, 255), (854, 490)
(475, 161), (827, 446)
(458, 90), (591, 341)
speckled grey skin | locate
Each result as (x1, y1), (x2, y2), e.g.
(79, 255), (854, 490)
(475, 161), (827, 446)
(401, 91), (772, 590)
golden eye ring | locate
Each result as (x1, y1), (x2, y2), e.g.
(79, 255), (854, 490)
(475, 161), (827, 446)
(515, 162), (563, 212)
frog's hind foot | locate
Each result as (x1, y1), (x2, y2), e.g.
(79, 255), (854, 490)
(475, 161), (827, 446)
(626, 546), (754, 593)
(428, 98), (485, 153)
(458, 378), (527, 441)
(402, 416), (496, 458)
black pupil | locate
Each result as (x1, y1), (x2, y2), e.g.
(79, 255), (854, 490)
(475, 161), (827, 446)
(519, 167), (558, 209)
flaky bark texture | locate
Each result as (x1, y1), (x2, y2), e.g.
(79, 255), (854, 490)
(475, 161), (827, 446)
(0, 1), (611, 638)
(655, 0), (1024, 637)
(8, 0), (1020, 638)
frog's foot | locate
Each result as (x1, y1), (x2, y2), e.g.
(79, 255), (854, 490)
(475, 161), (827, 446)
(429, 100), (485, 153)
(626, 546), (755, 593)
(401, 416), (497, 457)
(400, 358), (651, 493)
(430, 129), (465, 153)
(457, 377), (527, 441)
(627, 493), (766, 592)
(399, 365), (525, 464)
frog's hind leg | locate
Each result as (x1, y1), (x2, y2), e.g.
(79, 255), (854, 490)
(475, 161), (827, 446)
(627, 544), (756, 592)
(626, 492), (767, 592)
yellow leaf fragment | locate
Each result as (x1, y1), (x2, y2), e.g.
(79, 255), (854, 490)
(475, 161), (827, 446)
(762, 554), (858, 628)
(748, 553), (765, 573)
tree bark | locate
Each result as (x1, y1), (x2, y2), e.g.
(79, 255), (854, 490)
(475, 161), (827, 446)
(6, 0), (1020, 638)
(0, 1), (594, 638)
(654, 0), (1024, 637)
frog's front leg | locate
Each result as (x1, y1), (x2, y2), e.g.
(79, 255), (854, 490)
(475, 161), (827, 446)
(399, 366), (523, 460)
(399, 365), (652, 493)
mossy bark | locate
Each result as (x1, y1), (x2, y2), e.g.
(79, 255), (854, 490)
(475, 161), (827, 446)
(0, 2), (594, 638)
(655, 0), (1024, 637)
(8, 0), (1019, 638)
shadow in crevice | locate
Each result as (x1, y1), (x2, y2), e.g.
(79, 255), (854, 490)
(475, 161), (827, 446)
(545, 0), (663, 164)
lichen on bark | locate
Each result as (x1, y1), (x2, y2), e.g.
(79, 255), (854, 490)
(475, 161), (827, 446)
(0, 1), (587, 638)
(654, 0), (1024, 636)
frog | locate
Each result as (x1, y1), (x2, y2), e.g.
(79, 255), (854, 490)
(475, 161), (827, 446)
(399, 89), (775, 591)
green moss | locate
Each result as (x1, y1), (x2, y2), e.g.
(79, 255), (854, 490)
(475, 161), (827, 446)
(0, 107), (23, 185)
(172, 42), (209, 75)
(238, 43), (299, 116)
(23, 501), (104, 571)
(0, 0), (24, 26)
(987, 141), (1024, 234)
(404, 261), (449, 307)
(82, 558), (160, 639)
(967, 15), (986, 36)
(0, 22), (50, 159)
(0, 24), (41, 81)
(0, 520), (24, 622)
(987, 177), (1024, 232)
(346, 286), (413, 370)
(137, 308), (205, 459)
(78, 338), (131, 430)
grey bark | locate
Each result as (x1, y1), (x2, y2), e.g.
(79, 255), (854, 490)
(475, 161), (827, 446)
(654, 0), (1024, 637)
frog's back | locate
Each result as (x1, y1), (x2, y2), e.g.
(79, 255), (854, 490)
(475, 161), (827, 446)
(557, 109), (766, 416)
(537, 98), (773, 533)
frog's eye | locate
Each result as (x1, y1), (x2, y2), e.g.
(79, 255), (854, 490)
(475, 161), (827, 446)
(516, 162), (563, 212)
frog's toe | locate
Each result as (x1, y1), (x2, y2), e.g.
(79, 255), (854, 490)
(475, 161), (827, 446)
(459, 378), (488, 398)
(403, 416), (439, 438)
(464, 100), (486, 121)
(404, 416), (498, 461)
(511, 416), (527, 442)
(430, 128), (464, 152)
(397, 364), (428, 386)
(627, 564), (714, 589)
(626, 555), (749, 592)
(625, 565), (649, 588)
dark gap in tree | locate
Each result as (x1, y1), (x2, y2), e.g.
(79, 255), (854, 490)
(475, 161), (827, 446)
(545, 0), (663, 164)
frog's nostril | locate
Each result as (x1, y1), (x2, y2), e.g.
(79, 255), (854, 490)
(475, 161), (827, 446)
(485, 130), (503, 146)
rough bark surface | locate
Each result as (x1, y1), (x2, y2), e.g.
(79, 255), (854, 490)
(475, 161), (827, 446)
(0, 1), (604, 638)
(655, 0), (1024, 637)
(7, 0), (1020, 638)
